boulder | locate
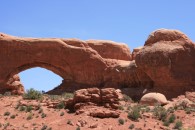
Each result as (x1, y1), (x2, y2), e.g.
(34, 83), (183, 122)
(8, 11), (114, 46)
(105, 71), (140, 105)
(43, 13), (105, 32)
(140, 93), (168, 106)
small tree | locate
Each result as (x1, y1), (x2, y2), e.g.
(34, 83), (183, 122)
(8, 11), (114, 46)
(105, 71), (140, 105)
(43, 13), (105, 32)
(23, 88), (43, 100)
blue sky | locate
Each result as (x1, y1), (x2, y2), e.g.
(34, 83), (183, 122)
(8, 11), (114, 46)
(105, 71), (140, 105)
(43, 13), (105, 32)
(1, 1), (195, 92)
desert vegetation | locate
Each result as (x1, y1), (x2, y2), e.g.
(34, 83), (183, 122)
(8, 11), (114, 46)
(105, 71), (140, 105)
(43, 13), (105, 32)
(0, 88), (194, 129)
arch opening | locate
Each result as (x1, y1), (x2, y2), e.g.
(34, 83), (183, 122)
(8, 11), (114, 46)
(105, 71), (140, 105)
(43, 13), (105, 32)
(19, 67), (63, 92)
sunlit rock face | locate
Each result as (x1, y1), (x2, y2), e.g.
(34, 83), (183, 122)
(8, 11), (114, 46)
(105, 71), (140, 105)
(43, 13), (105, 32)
(0, 29), (194, 99)
(135, 29), (195, 98)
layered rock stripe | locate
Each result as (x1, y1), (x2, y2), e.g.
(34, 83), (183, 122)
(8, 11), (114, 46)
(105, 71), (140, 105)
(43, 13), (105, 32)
(0, 29), (194, 99)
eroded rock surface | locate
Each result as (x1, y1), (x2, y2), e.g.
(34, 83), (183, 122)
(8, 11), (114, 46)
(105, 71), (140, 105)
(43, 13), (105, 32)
(65, 88), (121, 118)
(135, 29), (195, 98)
(0, 29), (194, 99)
(4, 74), (24, 94)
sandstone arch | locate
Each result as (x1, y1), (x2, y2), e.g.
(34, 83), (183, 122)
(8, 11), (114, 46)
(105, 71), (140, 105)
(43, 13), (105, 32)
(0, 33), (134, 94)
(0, 29), (194, 99)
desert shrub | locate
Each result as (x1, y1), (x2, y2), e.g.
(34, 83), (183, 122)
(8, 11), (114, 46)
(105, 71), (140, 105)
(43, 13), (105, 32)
(145, 106), (151, 112)
(23, 88), (43, 100)
(3, 122), (9, 129)
(153, 105), (167, 121)
(122, 94), (132, 102)
(15, 103), (20, 110)
(118, 106), (124, 110)
(56, 101), (65, 109)
(185, 109), (191, 114)
(76, 127), (80, 130)
(127, 105), (141, 121)
(174, 101), (188, 110)
(10, 115), (16, 119)
(185, 107), (195, 114)
(62, 92), (74, 99)
(127, 106), (132, 110)
(26, 105), (33, 112)
(38, 108), (43, 113)
(19, 106), (26, 111)
(167, 107), (175, 113)
(60, 112), (64, 116)
(26, 113), (33, 120)
(163, 120), (170, 126)
(174, 120), (182, 129)
(168, 114), (176, 123)
(129, 124), (135, 129)
(48, 95), (61, 100)
(47, 127), (52, 130)
(118, 118), (125, 125)
(4, 91), (11, 96)
(41, 113), (47, 118)
(4, 111), (10, 116)
(67, 120), (72, 124)
(140, 105), (150, 113)
(41, 125), (47, 130)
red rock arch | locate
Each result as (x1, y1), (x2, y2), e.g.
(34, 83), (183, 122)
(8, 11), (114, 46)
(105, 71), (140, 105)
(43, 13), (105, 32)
(0, 29), (194, 99)
(0, 33), (132, 94)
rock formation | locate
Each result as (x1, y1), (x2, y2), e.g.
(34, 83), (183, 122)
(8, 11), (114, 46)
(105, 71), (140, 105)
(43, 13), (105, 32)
(135, 29), (195, 98)
(0, 29), (194, 99)
(65, 88), (121, 118)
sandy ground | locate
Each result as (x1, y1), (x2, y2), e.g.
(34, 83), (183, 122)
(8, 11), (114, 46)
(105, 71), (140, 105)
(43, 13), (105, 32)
(0, 95), (194, 130)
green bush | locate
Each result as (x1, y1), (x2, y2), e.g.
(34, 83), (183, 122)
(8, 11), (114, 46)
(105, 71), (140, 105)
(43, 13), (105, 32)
(122, 94), (132, 102)
(67, 120), (72, 124)
(27, 113), (33, 120)
(60, 112), (64, 116)
(118, 118), (125, 125)
(118, 106), (124, 110)
(10, 115), (16, 119)
(62, 92), (74, 99)
(47, 127), (52, 130)
(127, 105), (141, 121)
(4, 111), (10, 116)
(4, 91), (11, 96)
(163, 120), (170, 126)
(41, 125), (47, 130)
(38, 108), (43, 113)
(48, 95), (61, 100)
(153, 105), (167, 121)
(41, 113), (47, 118)
(26, 105), (33, 112)
(76, 127), (80, 130)
(19, 106), (26, 111)
(174, 120), (182, 129)
(129, 124), (135, 129)
(23, 88), (43, 100)
(167, 107), (175, 113)
(168, 114), (176, 123)
(56, 101), (65, 109)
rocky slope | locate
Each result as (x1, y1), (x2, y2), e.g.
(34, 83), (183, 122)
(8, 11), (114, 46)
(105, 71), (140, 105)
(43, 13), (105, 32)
(0, 88), (194, 130)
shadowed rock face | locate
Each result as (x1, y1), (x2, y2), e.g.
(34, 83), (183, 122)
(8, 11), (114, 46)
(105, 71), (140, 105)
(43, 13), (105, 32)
(0, 29), (194, 99)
